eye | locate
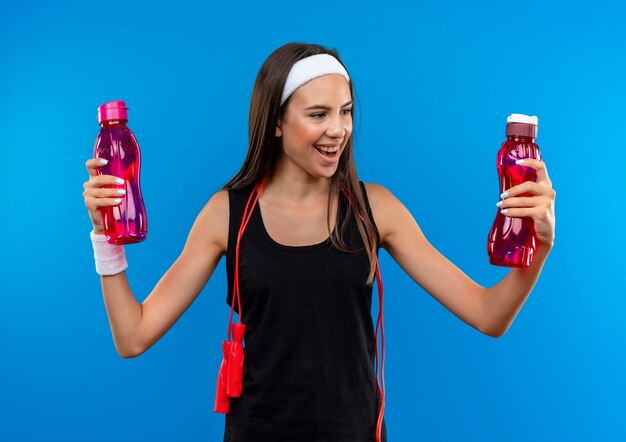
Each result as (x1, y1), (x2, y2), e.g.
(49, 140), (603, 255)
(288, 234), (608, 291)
(310, 109), (352, 119)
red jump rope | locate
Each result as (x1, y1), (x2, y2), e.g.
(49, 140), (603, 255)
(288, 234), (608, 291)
(214, 176), (386, 442)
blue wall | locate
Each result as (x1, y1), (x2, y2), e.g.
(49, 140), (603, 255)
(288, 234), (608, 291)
(1, 0), (624, 440)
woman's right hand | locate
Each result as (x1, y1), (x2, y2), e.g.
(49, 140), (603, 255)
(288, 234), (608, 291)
(83, 158), (126, 234)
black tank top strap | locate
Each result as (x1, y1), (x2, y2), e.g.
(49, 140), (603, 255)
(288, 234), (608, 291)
(357, 180), (381, 251)
(225, 183), (255, 314)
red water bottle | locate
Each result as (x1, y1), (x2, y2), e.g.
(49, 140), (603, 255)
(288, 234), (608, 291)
(487, 113), (542, 267)
(94, 100), (148, 245)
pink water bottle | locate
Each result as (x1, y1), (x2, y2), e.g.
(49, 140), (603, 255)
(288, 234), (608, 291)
(94, 100), (148, 245)
(487, 113), (541, 267)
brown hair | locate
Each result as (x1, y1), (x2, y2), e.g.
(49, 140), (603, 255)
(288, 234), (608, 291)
(221, 42), (379, 286)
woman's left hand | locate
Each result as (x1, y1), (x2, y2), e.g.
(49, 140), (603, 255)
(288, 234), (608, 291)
(497, 158), (556, 248)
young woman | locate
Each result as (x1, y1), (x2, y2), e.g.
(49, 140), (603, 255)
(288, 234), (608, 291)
(82, 42), (556, 442)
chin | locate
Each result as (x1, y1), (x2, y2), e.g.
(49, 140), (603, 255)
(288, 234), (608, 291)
(321, 168), (340, 179)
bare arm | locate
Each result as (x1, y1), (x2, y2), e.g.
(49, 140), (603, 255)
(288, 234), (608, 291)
(136, 189), (229, 356)
(482, 240), (552, 337)
(99, 270), (143, 358)
(101, 189), (229, 358)
(365, 181), (553, 338)
(364, 183), (489, 335)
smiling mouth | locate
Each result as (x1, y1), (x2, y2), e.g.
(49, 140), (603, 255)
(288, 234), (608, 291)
(313, 144), (340, 158)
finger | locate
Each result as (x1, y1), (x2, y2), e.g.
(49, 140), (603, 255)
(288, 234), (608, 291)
(85, 195), (124, 209)
(86, 187), (127, 199)
(501, 181), (550, 199)
(86, 158), (109, 178)
(499, 206), (544, 218)
(496, 196), (539, 209)
(515, 158), (552, 187)
(84, 174), (125, 189)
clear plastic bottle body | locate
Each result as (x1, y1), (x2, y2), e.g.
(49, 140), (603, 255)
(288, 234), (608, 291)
(487, 135), (542, 267)
(93, 119), (148, 244)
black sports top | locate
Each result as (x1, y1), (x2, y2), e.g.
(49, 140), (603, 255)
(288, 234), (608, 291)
(223, 180), (387, 442)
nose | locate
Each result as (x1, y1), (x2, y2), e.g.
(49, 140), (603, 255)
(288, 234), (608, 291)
(325, 113), (348, 139)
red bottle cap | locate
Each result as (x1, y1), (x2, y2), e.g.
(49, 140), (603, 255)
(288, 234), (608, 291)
(97, 100), (129, 124)
(505, 113), (538, 138)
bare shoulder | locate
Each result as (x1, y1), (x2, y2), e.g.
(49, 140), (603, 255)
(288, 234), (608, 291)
(193, 188), (229, 256)
(361, 182), (397, 250)
(362, 182), (426, 250)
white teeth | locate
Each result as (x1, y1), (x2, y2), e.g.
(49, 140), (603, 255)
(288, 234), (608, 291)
(315, 145), (338, 153)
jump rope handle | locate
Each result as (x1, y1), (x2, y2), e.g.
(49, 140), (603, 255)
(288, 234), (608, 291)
(226, 323), (246, 397)
(214, 341), (232, 413)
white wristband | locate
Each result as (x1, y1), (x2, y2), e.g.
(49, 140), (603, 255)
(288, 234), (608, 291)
(90, 230), (128, 276)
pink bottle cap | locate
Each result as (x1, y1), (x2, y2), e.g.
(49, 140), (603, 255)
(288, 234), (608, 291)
(97, 100), (129, 124)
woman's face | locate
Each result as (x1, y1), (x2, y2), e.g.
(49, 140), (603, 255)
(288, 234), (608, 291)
(275, 73), (353, 178)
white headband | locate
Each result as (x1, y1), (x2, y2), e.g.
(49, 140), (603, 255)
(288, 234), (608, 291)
(281, 53), (351, 106)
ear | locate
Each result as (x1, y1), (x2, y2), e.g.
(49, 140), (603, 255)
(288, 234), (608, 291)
(275, 120), (282, 137)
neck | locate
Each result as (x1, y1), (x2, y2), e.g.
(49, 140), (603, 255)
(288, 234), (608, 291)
(263, 155), (332, 205)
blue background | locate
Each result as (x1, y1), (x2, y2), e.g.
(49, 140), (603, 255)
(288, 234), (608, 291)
(1, 0), (625, 441)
